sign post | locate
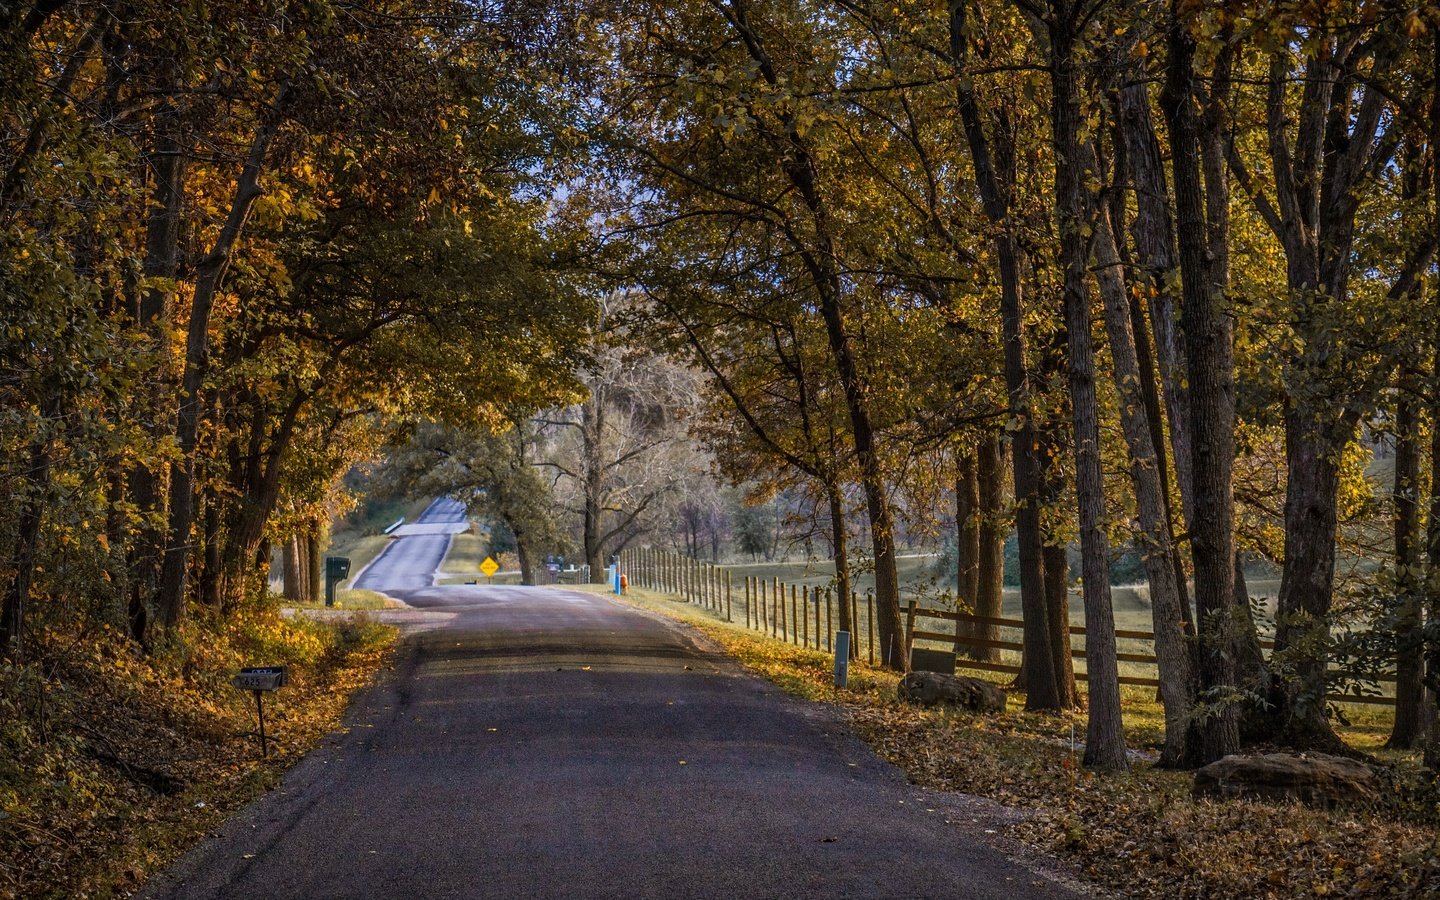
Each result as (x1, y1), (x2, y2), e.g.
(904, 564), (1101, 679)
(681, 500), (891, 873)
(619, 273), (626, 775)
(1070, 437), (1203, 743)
(479, 556), (500, 581)
(232, 666), (287, 758)
(833, 632), (850, 689)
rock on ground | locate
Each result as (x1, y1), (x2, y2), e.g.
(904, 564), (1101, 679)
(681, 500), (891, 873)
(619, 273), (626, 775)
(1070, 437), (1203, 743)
(1192, 752), (1379, 808)
(897, 671), (1006, 713)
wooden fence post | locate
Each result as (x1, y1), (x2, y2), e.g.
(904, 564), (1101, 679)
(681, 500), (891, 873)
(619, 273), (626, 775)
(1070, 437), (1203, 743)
(905, 600), (918, 667)
(825, 587), (833, 651)
(816, 588), (823, 650)
(726, 571), (733, 622)
(802, 586), (810, 647)
(772, 578), (779, 639)
(866, 591), (875, 666)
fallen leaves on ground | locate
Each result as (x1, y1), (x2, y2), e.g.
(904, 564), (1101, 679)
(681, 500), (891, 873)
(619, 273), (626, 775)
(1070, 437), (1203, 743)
(619, 588), (1440, 900)
(0, 606), (396, 899)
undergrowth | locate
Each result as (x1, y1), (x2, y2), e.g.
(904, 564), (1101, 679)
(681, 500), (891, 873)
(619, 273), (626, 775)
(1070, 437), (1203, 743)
(0, 602), (396, 899)
(613, 586), (1440, 899)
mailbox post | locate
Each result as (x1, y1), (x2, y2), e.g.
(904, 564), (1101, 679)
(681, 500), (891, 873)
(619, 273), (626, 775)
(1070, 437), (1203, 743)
(324, 556), (350, 607)
(232, 666), (287, 758)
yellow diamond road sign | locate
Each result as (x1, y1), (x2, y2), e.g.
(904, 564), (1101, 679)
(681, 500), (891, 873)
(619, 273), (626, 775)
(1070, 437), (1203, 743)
(479, 556), (500, 578)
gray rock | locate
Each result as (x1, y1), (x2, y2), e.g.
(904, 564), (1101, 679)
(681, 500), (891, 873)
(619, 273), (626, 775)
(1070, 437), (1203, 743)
(897, 671), (1006, 713)
(1192, 752), (1379, 808)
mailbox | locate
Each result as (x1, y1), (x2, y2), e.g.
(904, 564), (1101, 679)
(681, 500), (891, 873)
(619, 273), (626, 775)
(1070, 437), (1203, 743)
(232, 666), (288, 692)
(233, 666), (287, 758)
(324, 556), (351, 607)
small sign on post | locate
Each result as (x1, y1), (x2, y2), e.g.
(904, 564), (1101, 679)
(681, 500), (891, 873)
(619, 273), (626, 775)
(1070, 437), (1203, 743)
(479, 556), (500, 580)
(232, 666), (287, 758)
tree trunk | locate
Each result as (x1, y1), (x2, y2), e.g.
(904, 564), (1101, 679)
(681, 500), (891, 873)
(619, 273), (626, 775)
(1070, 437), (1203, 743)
(827, 483), (854, 657)
(1117, 66), (1195, 526)
(1274, 418), (1346, 749)
(1041, 542), (1076, 709)
(199, 490), (223, 607)
(1093, 201), (1200, 767)
(1163, 11), (1240, 763)
(125, 82), (189, 645)
(1, 433), (52, 662)
(282, 536), (304, 603)
(949, 0), (1060, 709)
(715, 0), (906, 670)
(1426, 34), (1440, 770)
(1050, 18), (1126, 770)
(965, 433), (1005, 662)
(156, 83), (291, 628)
(1389, 396), (1426, 749)
(956, 448), (980, 611)
(307, 530), (322, 604)
(583, 391), (606, 582)
(516, 535), (535, 586)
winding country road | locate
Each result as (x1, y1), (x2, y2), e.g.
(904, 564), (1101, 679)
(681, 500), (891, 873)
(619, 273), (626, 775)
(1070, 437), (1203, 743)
(142, 501), (1085, 899)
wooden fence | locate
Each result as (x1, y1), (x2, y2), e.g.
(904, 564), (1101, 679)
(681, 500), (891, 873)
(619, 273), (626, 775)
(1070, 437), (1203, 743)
(620, 548), (878, 662)
(619, 550), (1395, 708)
(915, 606), (1398, 707)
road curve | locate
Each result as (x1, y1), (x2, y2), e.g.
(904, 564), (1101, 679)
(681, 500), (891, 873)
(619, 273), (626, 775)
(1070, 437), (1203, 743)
(144, 519), (1085, 899)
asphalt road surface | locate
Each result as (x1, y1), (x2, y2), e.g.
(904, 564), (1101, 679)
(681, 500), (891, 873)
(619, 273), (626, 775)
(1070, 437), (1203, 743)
(351, 498), (468, 592)
(144, 510), (1086, 900)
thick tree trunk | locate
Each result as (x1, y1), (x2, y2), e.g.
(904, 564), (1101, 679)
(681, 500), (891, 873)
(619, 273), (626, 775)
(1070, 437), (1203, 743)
(1389, 397), (1426, 749)
(282, 536), (304, 603)
(1094, 203), (1200, 767)
(1050, 15), (1126, 770)
(949, 0), (1060, 709)
(964, 434), (1005, 662)
(1163, 12), (1240, 763)
(307, 530), (322, 604)
(516, 535), (535, 586)
(1274, 418), (1346, 749)
(1041, 542), (1076, 709)
(199, 491), (223, 607)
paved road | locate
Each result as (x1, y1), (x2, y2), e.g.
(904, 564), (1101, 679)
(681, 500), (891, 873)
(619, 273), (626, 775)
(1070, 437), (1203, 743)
(352, 498), (467, 593)
(145, 511), (1085, 900)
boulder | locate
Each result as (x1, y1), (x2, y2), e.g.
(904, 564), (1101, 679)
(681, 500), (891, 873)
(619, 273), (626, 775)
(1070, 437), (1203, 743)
(1192, 752), (1378, 808)
(897, 671), (1006, 713)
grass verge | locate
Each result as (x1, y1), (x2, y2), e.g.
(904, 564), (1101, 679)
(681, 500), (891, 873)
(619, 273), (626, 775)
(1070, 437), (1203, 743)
(0, 604), (397, 899)
(603, 585), (1440, 899)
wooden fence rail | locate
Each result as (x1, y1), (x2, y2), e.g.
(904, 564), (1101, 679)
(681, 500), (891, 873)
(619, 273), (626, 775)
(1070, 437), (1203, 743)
(617, 551), (1395, 709)
(619, 548), (874, 662)
(909, 605), (1398, 707)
